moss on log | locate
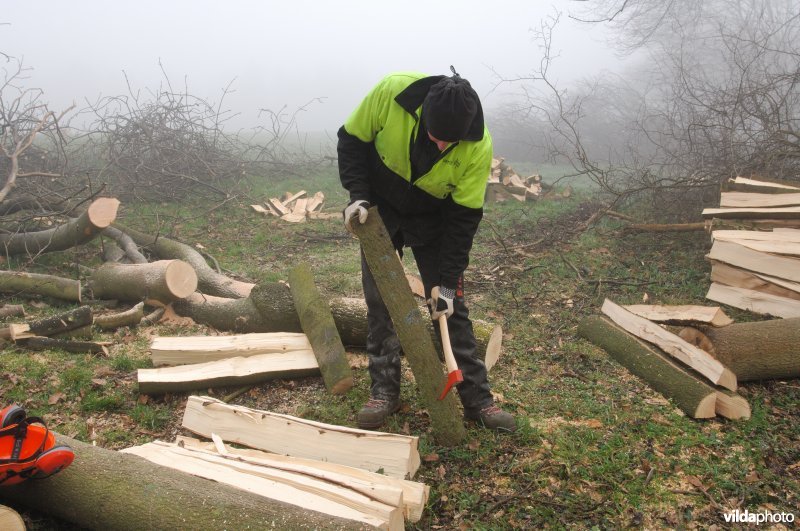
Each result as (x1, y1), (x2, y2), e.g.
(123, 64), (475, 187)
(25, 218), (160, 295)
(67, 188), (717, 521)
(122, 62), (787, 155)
(289, 263), (353, 394)
(0, 271), (81, 302)
(578, 315), (717, 418)
(351, 207), (466, 446)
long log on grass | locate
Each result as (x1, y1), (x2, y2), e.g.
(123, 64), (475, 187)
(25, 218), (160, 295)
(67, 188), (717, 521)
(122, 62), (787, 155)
(0, 433), (358, 530)
(20, 336), (109, 355)
(28, 305), (93, 336)
(351, 207), (466, 446)
(0, 270), (82, 302)
(578, 315), (717, 418)
(683, 318), (800, 381)
(89, 260), (198, 304)
(173, 291), (501, 366)
(289, 263), (353, 394)
(0, 197), (119, 256)
(114, 223), (254, 298)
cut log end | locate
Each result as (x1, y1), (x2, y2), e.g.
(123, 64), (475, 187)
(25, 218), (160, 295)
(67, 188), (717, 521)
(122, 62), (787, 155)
(717, 369), (738, 392)
(86, 197), (121, 229)
(483, 325), (503, 372)
(165, 260), (199, 298)
(694, 394), (718, 419)
(716, 391), (751, 420)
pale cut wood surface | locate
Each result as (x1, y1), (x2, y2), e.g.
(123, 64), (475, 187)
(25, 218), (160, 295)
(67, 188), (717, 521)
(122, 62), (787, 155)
(720, 192), (800, 208)
(175, 435), (429, 523)
(622, 304), (733, 327)
(701, 206), (800, 219)
(122, 443), (394, 530)
(733, 177), (800, 190)
(706, 240), (800, 283)
(715, 391), (751, 420)
(0, 505), (25, 531)
(712, 229), (800, 243)
(150, 332), (312, 366)
(706, 283), (800, 318)
(137, 351), (320, 394)
(712, 237), (800, 257)
(710, 262), (800, 300)
(601, 299), (737, 390)
(182, 396), (422, 479)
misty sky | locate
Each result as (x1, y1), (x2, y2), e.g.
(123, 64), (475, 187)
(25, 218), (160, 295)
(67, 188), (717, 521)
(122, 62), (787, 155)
(2, 1), (625, 132)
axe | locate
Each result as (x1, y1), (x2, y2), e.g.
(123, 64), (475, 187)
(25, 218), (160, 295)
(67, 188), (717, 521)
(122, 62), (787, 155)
(436, 313), (463, 400)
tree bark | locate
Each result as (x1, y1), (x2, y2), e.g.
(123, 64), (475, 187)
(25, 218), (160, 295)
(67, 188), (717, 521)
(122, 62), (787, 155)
(27, 306), (93, 336)
(289, 263), (353, 395)
(622, 222), (706, 233)
(114, 223), (254, 298)
(0, 197), (119, 256)
(707, 218), (800, 231)
(101, 226), (148, 263)
(578, 315), (717, 418)
(89, 260), (198, 304)
(692, 318), (800, 381)
(94, 302), (146, 329)
(0, 304), (24, 318)
(351, 207), (466, 446)
(0, 270), (81, 302)
(20, 336), (109, 355)
(0, 433), (358, 530)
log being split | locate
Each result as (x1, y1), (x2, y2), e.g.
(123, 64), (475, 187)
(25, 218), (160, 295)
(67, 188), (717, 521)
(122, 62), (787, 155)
(289, 263), (353, 394)
(0, 433), (358, 530)
(89, 260), (198, 304)
(0, 197), (119, 256)
(114, 223), (254, 299)
(684, 317), (800, 381)
(182, 395), (421, 480)
(351, 207), (466, 447)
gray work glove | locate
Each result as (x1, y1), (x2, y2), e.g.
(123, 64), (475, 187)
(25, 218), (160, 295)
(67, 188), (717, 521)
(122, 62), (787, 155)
(428, 286), (455, 320)
(343, 200), (369, 233)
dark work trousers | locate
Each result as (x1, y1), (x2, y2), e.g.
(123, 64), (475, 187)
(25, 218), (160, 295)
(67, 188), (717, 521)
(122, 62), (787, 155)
(360, 245), (494, 413)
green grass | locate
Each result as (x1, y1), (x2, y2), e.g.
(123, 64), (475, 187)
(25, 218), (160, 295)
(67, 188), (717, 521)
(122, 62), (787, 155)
(1, 169), (797, 529)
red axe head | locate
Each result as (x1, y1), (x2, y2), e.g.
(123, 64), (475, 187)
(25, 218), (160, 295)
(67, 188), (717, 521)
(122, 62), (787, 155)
(438, 369), (463, 400)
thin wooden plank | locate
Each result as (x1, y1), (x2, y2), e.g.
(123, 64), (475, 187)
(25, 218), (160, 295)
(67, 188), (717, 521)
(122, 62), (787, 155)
(622, 304), (733, 327)
(706, 283), (800, 319)
(702, 206), (800, 219)
(706, 240), (800, 283)
(150, 332), (312, 366)
(720, 192), (800, 208)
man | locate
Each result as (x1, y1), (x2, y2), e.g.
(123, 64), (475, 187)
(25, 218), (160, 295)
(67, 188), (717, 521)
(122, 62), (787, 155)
(337, 67), (515, 432)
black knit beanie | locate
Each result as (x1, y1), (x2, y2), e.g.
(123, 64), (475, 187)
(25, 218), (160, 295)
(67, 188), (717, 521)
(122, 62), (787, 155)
(423, 66), (479, 142)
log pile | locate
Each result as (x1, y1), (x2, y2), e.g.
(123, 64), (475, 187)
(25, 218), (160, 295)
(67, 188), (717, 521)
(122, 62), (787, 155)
(702, 176), (800, 318)
(121, 395), (431, 529)
(251, 190), (337, 223)
(485, 158), (543, 202)
(578, 299), (750, 419)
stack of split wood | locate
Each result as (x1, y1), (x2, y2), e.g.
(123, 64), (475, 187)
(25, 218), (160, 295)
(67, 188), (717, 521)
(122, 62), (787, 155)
(485, 158), (544, 202)
(251, 190), (337, 223)
(122, 396), (430, 530)
(702, 176), (800, 318)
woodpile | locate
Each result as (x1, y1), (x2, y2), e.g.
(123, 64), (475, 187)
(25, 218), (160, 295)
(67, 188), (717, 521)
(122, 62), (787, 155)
(120, 395), (431, 529)
(251, 190), (338, 223)
(485, 158), (544, 202)
(702, 176), (800, 318)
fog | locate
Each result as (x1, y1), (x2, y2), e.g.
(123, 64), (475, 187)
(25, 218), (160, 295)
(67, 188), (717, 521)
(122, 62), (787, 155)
(2, 0), (624, 132)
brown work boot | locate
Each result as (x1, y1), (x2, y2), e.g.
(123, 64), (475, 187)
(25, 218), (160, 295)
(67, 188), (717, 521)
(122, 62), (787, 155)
(357, 397), (400, 430)
(465, 404), (517, 432)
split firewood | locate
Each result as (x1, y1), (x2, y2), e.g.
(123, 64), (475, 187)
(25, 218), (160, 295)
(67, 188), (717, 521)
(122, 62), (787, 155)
(282, 190), (307, 207)
(0, 197), (119, 256)
(305, 191), (325, 212)
(702, 206), (800, 220)
(123, 442), (401, 530)
(0, 270), (82, 303)
(114, 223), (254, 299)
(622, 304), (733, 327)
(720, 192), (800, 209)
(149, 332), (312, 366)
(710, 262), (800, 301)
(578, 315), (717, 419)
(715, 389), (751, 420)
(601, 299), (737, 390)
(722, 176), (800, 194)
(94, 302), (146, 330)
(684, 317), (800, 381)
(289, 263), (353, 394)
(351, 207), (466, 446)
(89, 260), (198, 305)
(267, 197), (290, 215)
(137, 351), (320, 394)
(250, 204), (270, 215)
(706, 240), (800, 283)
(182, 395), (422, 479)
(0, 323), (34, 341)
(0, 433), (354, 530)
(175, 435), (430, 523)
(706, 283), (800, 318)
(20, 336), (109, 356)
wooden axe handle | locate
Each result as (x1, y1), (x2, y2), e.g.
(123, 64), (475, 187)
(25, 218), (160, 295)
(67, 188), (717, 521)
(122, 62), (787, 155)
(438, 314), (459, 374)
